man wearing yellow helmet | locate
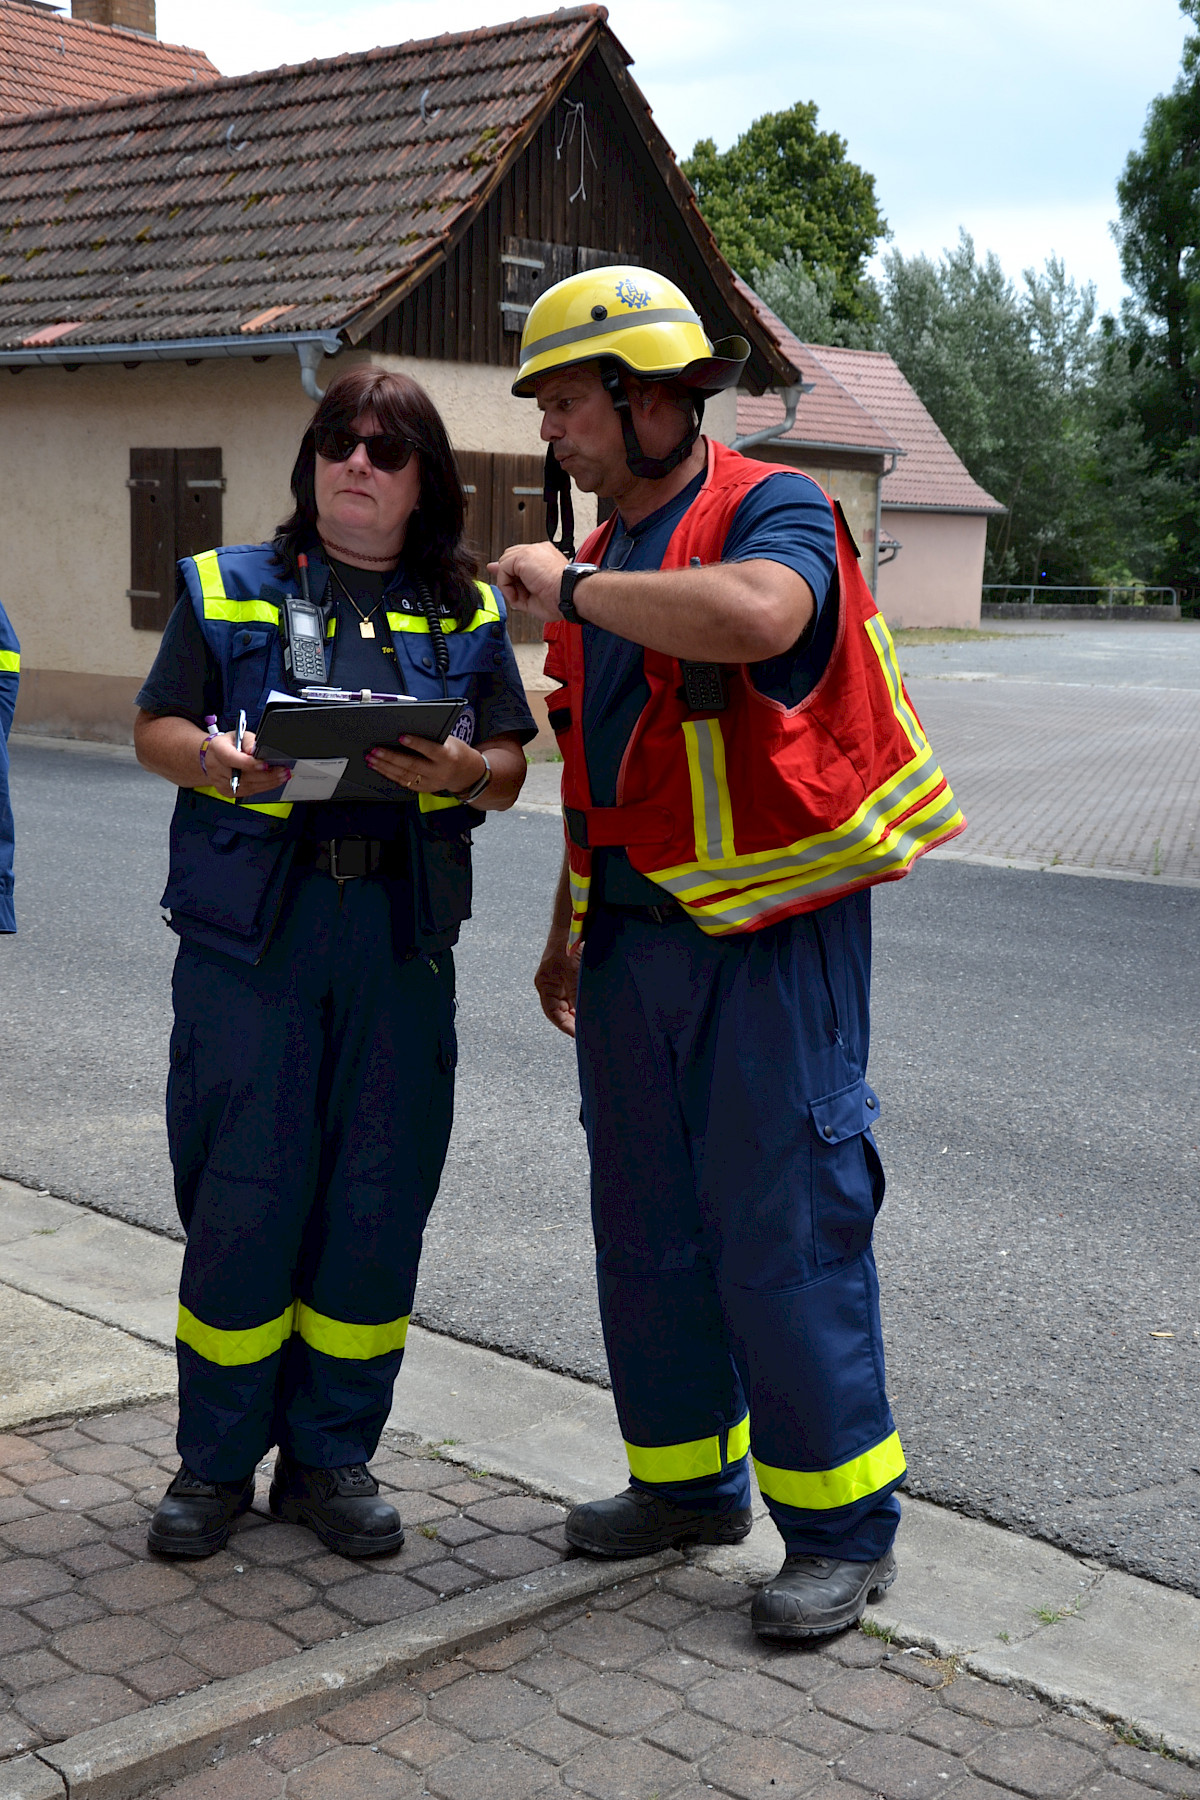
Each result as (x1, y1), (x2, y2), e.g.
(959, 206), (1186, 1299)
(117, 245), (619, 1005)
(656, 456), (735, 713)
(493, 266), (962, 1642)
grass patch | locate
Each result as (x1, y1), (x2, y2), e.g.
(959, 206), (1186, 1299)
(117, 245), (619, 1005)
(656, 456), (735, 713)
(891, 627), (1011, 644)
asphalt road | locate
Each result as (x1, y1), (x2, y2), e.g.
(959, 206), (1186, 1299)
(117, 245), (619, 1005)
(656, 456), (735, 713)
(2, 739), (1199, 1598)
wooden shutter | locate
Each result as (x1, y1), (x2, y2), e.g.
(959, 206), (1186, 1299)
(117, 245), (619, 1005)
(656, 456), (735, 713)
(175, 449), (224, 565)
(501, 237), (575, 335)
(127, 448), (174, 632)
(455, 449), (494, 573)
(492, 452), (553, 644)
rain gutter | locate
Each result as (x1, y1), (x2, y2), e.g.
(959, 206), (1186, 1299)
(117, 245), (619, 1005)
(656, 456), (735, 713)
(0, 330), (344, 400)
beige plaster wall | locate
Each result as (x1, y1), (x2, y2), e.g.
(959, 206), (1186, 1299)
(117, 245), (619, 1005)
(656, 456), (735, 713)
(877, 508), (986, 628)
(742, 445), (880, 590)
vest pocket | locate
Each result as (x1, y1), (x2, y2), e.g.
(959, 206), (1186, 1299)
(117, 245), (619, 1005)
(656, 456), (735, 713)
(808, 1077), (885, 1270)
(226, 627), (276, 719)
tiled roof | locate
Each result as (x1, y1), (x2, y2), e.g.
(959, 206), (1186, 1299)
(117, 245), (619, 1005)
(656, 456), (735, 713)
(0, 0), (218, 119)
(0, 8), (607, 348)
(814, 345), (1004, 514)
(733, 281), (899, 456)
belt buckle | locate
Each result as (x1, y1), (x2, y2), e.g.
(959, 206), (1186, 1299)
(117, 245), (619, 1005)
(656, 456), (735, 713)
(646, 902), (676, 924)
(327, 838), (366, 882)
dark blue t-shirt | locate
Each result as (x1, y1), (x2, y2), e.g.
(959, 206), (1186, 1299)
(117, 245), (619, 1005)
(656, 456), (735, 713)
(581, 467), (839, 904)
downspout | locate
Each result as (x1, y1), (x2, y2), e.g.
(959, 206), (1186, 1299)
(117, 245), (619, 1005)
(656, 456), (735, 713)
(730, 383), (808, 453)
(296, 339), (328, 403)
(873, 451), (900, 596)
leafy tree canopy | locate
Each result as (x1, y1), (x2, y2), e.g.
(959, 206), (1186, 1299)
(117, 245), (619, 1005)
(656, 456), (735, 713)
(683, 101), (886, 320)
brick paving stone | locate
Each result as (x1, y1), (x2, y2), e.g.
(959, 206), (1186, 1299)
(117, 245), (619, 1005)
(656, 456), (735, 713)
(24, 1590), (106, 1630)
(413, 1659), (470, 1694)
(428, 1741), (557, 1799)
(78, 1408), (175, 1445)
(82, 1559), (195, 1611)
(406, 1559), (485, 1598)
(430, 1670), (551, 1740)
(100, 1503), (158, 1536)
(623, 1590), (699, 1632)
(760, 1647), (841, 1693)
(125, 1653), (209, 1700)
(322, 1571), (434, 1624)
(778, 1704), (862, 1755)
(179, 1618), (297, 1678)
(231, 1522), (315, 1565)
(1106, 1746), (1200, 1796)
(910, 1706), (994, 1754)
(552, 1610), (665, 1671)
(0, 1511), (104, 1555)
(2, 1459), (55, 1487)
(0, 1707), (42, 1753)
(15, 1670), (142, 1736)
(431, 1479), (503, 1507)
(463, 1625), (546, 1671)
(644, 1709), (728, 1761)
(673, 1609), (785, 1672)
(58, 1442), (156, 1476)
(699, 1731), (826, 1800)
(59, 1541), (130, 1577)
(205, 1568), (316, 1619)
(295, 1551), (363, 1588)
(970, 1729), (1102, 1797)
(687, 1668), (800, 1732)
(52, 1612), (174, 1673)
(825, 1631), (889, 1668)
(156, 1751), (285, 1800)
(260, 1725), (337, 1771)
(275, 1604), (346, 1646)
(815, 1667), (936, 1732)
(944, 1676), (1046, 1728)
(0, 1495), (43, 1525)
(151, 1596), (226, 1637)
(454, 1534), (560, 1580)
(322, 1683), (424, 1743)
(589, 1576), (658, 1612)
(0, 1434), (43, 1468)
(1084, 1776), (1169, 1800)
(562, 1734), (690, 1798)
(659, 1566), (755, 1609)
(633, 1649), (715, 1692)
(512, 1649), (591, 1695)
(514, 1711), (600, 1764)
(0, 1608), (46, 1656)
(0, 1647), (73, 1689)
(424, 1515), (491, 1548)
(379, 1716), (471, 1770)
(0, 1557), (73, 1604)
(838, 1730), (962, 1799)
(462, 1495), (565, 1533)
(23, 1472), (130, 1509)
(1046, 1716), (1112, 1751)
(560, 1671), (677, 1737)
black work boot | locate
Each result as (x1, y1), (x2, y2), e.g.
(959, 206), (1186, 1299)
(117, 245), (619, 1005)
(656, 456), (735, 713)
(565, 1486), (753, 1558)
(147, 1466), (255, 1558)
(751, 1547), (897, 1641)
(268, 1451), (404, 1557)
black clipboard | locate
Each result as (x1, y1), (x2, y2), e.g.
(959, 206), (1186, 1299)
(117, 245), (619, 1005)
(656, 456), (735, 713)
(255, 693), (467, 802)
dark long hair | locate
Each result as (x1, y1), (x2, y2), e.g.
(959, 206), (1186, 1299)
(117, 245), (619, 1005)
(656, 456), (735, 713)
(275, 365), (479, 627)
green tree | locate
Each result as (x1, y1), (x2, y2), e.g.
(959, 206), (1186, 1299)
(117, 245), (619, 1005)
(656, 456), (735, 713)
(1115, 0), (1200, 585)
(750, 249), (881, 349)
(683, 102), (886, 322)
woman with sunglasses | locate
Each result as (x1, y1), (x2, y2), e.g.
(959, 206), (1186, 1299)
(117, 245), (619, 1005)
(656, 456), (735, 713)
(134, 367), (535, 1560)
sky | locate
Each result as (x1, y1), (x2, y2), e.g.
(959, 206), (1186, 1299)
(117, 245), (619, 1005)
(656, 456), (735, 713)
(156, 0), (1193, 316)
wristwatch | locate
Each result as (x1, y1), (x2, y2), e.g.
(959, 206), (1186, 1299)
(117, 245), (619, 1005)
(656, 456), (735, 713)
(559, 561), (600, 623)
(450, 751), (492, 805)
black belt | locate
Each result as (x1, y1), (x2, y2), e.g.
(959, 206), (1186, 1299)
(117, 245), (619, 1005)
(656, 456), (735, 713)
(300, 837), (405, 882)
(599, 899), (687, 924)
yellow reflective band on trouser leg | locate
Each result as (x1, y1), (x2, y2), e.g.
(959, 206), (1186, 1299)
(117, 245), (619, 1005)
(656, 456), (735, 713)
(625, 1413), (751, 1486)
(0, 650), (18, 673)
(294, 1302), (410, 1361)
(753, 1429), (906, 1512)
(176, 1302), (294, 1367)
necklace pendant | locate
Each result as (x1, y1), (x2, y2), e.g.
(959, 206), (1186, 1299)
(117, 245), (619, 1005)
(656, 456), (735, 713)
(359, 620), (375, 639)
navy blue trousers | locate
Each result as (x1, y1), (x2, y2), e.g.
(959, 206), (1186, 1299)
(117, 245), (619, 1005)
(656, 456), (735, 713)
(167, 870), (456, 1481)
(576, 895), (904, 1561)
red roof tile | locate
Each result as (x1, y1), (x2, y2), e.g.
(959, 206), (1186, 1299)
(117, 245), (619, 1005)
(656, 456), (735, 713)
(0, 0), (218, 118)
(812, 345), (1003, 514)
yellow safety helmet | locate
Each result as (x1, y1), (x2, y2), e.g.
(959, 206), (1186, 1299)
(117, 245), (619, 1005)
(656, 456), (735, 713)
(512, 265), (749, 397)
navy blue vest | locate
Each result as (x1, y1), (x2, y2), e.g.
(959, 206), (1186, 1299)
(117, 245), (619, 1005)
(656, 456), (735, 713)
(160, 542), (510, 963)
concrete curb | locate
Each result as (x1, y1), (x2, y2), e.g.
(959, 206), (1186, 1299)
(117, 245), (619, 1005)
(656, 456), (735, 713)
(3, 1553), (672, 1800)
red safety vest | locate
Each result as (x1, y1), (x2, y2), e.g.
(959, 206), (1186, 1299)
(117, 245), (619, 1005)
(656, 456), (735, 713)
(544, 440), (965, 949)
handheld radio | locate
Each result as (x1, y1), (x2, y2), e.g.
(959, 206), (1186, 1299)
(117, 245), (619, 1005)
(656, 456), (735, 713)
(282, 554), (328, 686)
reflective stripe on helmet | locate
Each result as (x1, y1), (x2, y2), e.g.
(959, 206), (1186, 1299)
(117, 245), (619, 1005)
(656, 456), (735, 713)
(520, 305), (703, 366)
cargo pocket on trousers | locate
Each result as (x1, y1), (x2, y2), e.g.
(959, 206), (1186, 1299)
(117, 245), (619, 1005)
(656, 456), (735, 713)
(809, 1077), (884, 1270)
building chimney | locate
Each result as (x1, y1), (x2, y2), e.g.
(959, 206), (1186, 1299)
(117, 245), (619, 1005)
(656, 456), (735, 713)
(70, 0), (157, 36)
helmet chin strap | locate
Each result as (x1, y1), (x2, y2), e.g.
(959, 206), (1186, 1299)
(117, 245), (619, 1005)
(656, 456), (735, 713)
(600, 363), (704, 480)
(543, 446), (576, 558)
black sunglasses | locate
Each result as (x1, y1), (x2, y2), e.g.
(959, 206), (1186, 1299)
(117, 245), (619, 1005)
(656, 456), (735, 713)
(313, 426), (417, 471)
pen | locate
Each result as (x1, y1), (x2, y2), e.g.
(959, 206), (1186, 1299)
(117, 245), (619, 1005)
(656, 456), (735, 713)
(230, 708), (247, 796)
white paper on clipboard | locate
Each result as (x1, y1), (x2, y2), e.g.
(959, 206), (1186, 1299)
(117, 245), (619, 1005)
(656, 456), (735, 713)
(279, 757), (348, 802)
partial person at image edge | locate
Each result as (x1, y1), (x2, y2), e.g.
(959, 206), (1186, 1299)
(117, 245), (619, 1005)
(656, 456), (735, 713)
(0, 600), (18, 934)
(492, 264), (965, 1644)
(133, 367), (535, 1561)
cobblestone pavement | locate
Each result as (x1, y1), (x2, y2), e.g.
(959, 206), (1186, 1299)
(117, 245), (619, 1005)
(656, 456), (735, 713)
(0, 1405), (568, 1760)
(908, 678), (1200, 882)
(147, 1566), (1198, 1800)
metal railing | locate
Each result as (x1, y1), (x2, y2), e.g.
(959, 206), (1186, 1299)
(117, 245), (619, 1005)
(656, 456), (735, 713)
(982, 583), (1179, 606)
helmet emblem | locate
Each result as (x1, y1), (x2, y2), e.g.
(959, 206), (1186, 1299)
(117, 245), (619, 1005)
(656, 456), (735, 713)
(614, 277), (652, 311)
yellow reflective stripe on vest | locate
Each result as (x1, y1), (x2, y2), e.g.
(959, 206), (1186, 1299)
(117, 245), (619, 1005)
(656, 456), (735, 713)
(754, 1429), (906, 1512)
(419, 792), (460, 814)
(294, 1303), (409, 1360)
(624, 1413), (751, 1485)
(191, 548), (281, 627)
(682, 718), (736, 864)
(0, 650), (19, 673)
(864, 613), (926, 755)
(385, 580), (501, 638)
(195, 784), (294, 820)
(176, 1301), (293, 1367)
(566, 861), (591, 949)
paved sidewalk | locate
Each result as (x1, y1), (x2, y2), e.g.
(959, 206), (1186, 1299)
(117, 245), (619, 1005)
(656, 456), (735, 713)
(143, 1572), (1197, 1800)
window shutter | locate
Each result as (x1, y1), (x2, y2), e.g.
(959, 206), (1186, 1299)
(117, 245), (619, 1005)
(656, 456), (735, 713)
(492, 452), (552, 645)
(127, 448), (175, 632)
(175, 449), (224, 566)
(455, 449), (494, 573)
(501, 237), (575, 334)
